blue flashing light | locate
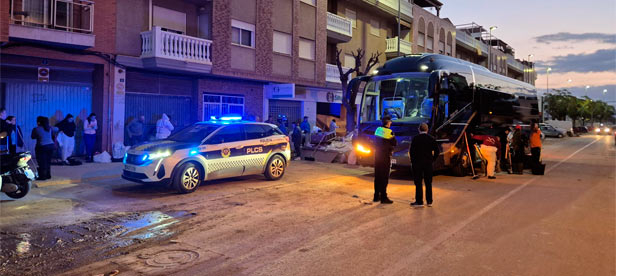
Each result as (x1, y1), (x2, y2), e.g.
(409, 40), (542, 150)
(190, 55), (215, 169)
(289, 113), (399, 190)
(220, 116), (243, 121)
(123, 153), (128, 164)
(189, 149), (199, 156)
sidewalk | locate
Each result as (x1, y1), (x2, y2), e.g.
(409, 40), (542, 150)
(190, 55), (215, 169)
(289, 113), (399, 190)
(35, 162), (124, 187)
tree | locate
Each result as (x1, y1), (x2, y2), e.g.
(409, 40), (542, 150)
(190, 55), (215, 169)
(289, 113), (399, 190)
(335, 47), (381, 134)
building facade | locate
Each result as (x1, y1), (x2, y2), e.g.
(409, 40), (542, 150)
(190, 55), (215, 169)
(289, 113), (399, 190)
(1, 0), (527, 154)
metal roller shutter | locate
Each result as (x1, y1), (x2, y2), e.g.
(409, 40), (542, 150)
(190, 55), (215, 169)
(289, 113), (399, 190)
(268, 99), (301, 125)
(124, 93), (193, 141)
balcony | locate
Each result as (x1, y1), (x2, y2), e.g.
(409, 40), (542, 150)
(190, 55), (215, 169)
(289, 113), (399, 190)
(9, 0), (95, 48)
(506, 54), (525, 73)
(326, 64), (351, 83)
(455, 31), (488, 56)
(327, 12), (352, 43)
(139, 26), (213, 72)
(363, 0), (413, 21)
(385, 37), (412, 56)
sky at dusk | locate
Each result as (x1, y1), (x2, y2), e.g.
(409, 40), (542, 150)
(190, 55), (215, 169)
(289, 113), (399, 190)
(439, 0), (616, 105)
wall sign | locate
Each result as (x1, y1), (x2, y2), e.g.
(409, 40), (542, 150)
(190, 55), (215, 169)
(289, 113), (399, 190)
(265, 83), (295, 99)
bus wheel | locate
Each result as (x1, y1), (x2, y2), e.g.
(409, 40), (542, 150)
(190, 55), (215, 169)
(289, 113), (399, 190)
(451, 152), (470, 177)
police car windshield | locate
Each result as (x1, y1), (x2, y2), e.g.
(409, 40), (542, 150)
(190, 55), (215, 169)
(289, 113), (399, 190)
(167, 124), (220, 143)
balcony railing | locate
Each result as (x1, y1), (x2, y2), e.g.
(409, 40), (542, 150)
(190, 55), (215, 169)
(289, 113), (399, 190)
(385, 37), (412, 55)
(140, 26), (213, 65)
(456, 31), (488, 55)
(326, 64), (350, 83)
(10, 0), (94, 33)
(326, 12), (352, 41)
(506, 54), (525, 72)
(378, 0), (413, 19)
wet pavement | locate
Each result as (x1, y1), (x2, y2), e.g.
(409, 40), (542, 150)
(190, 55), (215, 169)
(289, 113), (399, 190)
(0, 136), (614, 275)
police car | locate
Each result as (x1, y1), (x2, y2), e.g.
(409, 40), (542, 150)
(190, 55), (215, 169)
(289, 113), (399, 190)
(122, 116), (291, 193)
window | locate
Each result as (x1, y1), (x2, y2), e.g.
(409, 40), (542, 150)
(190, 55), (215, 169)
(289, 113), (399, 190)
(369, 19), (380, 36)
(426, 36), (433, 51)
(203, 94), (245, 120)
(231, 19), (255, 47)
(300, 0), (316, 5)
(417, 33), (425, 47)
(346, 9), (356, 28)
(168, 124), (220, 143)
(244, 124), (276, 140)
(273, 31), (292, 55)
(153, 6), (187, 34)
(207, 125), (245, 144)
(299, 38), (315, 60)
(344, 54), (355, 68)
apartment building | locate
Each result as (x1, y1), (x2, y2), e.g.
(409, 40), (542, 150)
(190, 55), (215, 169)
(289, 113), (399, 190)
(0, 0), (465, 152)
(455, 22), (537, 85)
(1, 0), (116, 154)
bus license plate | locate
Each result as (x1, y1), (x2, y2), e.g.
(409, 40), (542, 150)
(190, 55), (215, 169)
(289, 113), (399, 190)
(124, 165), (137, 172)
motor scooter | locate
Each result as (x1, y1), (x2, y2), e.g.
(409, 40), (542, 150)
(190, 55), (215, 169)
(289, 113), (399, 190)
(0, 131), (36, 199)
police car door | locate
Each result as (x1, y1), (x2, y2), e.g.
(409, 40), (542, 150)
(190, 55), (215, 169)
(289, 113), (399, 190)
(203, 125), (246, 179)
(242, 124), (271, 175)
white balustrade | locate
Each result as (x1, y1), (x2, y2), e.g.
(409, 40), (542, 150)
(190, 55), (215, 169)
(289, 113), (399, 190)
(385, 37), (412, 55)
(327, 12), (352, 38)
(326, 64), (351, 83)
(140, 26), (213, 65)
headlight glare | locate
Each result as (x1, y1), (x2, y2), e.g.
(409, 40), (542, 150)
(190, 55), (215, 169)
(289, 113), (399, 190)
(148, 151), (171, 160)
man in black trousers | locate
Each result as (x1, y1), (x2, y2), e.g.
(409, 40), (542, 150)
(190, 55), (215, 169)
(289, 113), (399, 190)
(409, 123), (440, 207)
(373, 116), (397, 204)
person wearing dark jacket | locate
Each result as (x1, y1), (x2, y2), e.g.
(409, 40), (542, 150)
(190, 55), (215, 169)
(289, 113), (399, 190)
(55, 114), (76, 165)
(32, 116), (57, 180)
(5, 116), (24, 154)
(291, 122), (303, 158)
(511, 125), (525, 174)
(409, 123), (440, 207)
(373, 116), (397, 204)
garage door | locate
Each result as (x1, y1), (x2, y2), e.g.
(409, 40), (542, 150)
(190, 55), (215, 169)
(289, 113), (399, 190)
(2, 81), (92, 154)
(269, 99), (301, 125)
(124, 93), (193, 141)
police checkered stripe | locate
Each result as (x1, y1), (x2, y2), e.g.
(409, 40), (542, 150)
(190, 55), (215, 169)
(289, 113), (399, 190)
(207, 159), (245, 173)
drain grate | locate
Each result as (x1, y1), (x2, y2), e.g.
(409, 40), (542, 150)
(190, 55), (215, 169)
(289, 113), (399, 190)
(143, 249), (200, 268)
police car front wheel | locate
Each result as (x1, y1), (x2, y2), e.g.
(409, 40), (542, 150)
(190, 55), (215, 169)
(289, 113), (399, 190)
(174, 163), (202, 193)
(265, 155), (286, 180)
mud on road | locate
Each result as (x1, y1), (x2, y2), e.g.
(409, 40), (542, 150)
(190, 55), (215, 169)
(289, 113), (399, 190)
(0, 210), (195, 276)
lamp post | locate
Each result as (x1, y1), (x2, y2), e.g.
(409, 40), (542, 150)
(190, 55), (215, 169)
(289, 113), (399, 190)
(603, 89), (608, 101)
(546, 67), (552, 94)
(488, 26), (497, 71)
(527, 54), (533, 83)
(397, 0), (401, 57)
(585, 85), (590, 97)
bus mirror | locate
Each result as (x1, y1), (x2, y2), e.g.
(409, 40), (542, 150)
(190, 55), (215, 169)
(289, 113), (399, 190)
(440, 77), (449, 91)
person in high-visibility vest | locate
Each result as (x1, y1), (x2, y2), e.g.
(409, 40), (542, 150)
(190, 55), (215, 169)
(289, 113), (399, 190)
(374, 116), (397, 204)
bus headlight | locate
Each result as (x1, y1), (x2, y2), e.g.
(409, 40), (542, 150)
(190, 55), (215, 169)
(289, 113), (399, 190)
(356, 144), (371, 154)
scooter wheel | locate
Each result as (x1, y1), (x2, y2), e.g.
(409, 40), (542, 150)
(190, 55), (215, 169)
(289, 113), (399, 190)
(6, 180), (31, 199)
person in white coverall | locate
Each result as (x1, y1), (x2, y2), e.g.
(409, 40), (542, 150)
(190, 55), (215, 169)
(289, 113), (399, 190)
(155, 113), (174, 139)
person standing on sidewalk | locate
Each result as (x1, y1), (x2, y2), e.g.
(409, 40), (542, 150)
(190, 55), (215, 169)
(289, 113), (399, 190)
(471, 133), (501, 179)
(5, 116), (24, 154)
(155, 113), (174, 139)
(291, 121), (303, 159)
(84, 113), (98, 163)
(55, 114), (76, 165)
(300, 116), (311, 146)
(127, 115), (145, 146)
(373, 116), (397, 204)
(511, 125), (525, 174)
(530, 123), (542, 166)
(32, 116), (57, 180)
(409, 123), (440, 207)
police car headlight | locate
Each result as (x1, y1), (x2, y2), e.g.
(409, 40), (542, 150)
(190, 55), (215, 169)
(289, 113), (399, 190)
(147, 151), (171, 160)
(356, 144), (371, 154)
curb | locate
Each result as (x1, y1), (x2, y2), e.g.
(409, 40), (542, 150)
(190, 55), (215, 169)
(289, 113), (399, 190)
(34, 174), (122, 188)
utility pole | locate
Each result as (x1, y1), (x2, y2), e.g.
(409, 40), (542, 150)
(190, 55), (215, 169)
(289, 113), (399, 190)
(397, 0), (401, 57)
(488, 26), (497, 71)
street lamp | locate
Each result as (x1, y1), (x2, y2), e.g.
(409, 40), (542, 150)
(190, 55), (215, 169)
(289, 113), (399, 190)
(546, 67), (552, 94)
(603, 89), (608, 101)
(585, 85), (590, 97)
(488, 26), (497, 71)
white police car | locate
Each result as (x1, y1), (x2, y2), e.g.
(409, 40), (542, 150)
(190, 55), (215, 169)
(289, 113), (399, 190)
(122, 117), (291, 193)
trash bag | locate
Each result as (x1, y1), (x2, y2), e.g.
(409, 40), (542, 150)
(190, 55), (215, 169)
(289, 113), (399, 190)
(112, 142), (128, 159)
(93, 151), (112, 163)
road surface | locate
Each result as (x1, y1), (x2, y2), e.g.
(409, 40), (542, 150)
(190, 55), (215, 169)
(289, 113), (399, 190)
(0, 135), (614, 276)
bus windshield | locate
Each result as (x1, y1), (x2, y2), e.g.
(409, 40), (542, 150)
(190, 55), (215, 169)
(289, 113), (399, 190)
(360, 74), (431, 124)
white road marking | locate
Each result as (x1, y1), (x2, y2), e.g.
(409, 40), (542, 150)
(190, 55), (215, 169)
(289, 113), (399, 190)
(381, 137), (601, 276)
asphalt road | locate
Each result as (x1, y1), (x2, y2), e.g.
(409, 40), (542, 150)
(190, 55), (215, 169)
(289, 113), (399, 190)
(0, 135), (614, 276)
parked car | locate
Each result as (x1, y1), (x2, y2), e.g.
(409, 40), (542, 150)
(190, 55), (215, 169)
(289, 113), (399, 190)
(573, 126), (588, 134)
(540, 124), (566, 138)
